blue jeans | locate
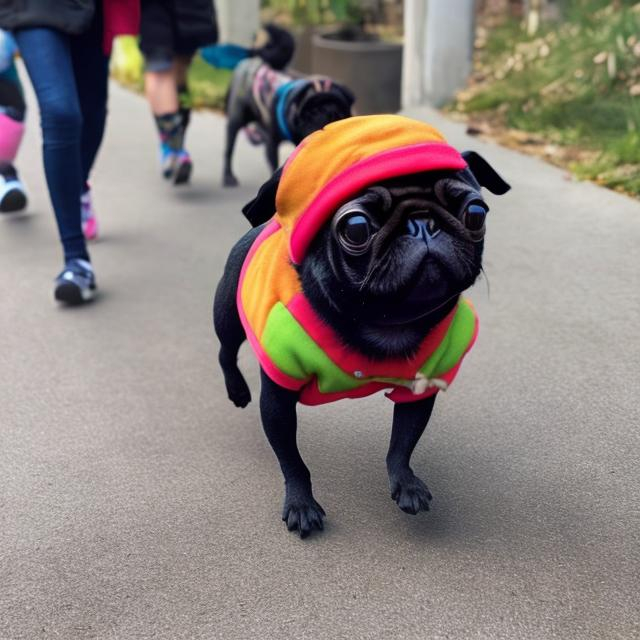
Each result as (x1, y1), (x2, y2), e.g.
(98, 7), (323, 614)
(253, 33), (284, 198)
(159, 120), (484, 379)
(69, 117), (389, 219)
(14, 17), (109, 262)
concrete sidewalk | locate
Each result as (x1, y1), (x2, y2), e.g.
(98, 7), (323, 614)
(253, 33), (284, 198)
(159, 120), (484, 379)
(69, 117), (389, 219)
(1, 80), (639, 640)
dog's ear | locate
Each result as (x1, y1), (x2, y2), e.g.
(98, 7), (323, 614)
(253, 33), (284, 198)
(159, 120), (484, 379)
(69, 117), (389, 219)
(242, 167), (283, 227)
(462, 151), (511, 195)
(334, 83), (355, 109)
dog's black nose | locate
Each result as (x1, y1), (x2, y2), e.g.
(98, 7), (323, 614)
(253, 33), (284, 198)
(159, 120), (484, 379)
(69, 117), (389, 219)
(406, 217), (439, 240)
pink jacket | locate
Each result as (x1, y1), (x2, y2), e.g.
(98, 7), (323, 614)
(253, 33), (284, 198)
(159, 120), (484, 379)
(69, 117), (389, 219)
(103, 0), (140, 54)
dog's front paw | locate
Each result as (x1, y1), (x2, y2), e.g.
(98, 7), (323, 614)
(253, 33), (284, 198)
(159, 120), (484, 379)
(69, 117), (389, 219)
(390, 472), (432, 515)
(282, 492), (326, 539)
(223, 173), (239, 188)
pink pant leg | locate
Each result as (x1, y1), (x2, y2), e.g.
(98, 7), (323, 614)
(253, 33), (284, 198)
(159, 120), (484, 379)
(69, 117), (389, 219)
(0, 112), (25, 163)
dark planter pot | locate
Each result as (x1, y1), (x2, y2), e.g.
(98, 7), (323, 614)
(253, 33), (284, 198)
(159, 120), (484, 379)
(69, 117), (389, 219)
(311, 31), (403, 115)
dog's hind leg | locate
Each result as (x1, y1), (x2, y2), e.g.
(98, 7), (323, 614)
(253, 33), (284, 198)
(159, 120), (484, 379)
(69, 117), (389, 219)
(213, 231), (261, 407)
(214, 277), (251, 407)
(386, 395), (437, 515)
(259, 369), (325, 538)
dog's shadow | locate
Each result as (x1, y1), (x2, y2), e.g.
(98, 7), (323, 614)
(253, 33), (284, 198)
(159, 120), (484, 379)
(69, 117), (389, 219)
(227, 361), (566, 546)
(296, 402), (560, 545)
(173, 184), (220, 204)
(173, 183), (263, 206)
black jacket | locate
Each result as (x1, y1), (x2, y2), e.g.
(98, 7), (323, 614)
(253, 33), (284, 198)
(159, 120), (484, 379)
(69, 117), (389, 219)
(0, 0), (95, 35)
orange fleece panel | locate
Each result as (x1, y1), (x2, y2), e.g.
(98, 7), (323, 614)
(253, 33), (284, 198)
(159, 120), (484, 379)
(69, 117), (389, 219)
(240, 229), (302, 339)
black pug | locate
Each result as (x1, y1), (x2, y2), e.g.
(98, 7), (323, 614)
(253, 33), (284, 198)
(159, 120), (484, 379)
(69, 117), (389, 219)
(213, 116), (509, 538)
(223, 24), (354, 187)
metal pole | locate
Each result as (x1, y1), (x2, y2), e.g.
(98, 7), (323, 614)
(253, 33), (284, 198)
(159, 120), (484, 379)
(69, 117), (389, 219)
(402, 0), (476, 108)
(216, 0), (260, 47)
(401, 0), (428, 108)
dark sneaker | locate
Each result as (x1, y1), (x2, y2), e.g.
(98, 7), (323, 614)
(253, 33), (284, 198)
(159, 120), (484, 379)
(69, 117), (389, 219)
(0, 166), (28, 213)
(54, 258), (96, 305)
(173, 150), (192, 185)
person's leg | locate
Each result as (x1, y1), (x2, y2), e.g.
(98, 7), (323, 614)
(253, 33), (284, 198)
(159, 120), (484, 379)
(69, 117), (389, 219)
(140, 0), (185, 181)
(14, 28), (95, 303)
(170, 53), (193, 184)
(175, 54), (192, 134)
(71, 3), (109, 188)
(145, 64), (179, 114)
(143, 57), (193, 184)
(13, 28), (87, 262)
(0, 66), (28, 212)
(70, 4), (109, 240)
(145, 63), (189, 182)
(140, 0), (196, 184)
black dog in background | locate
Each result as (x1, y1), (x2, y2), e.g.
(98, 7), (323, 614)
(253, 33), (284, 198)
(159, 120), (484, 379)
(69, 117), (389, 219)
(214, 121), (510, 538)
(223, 24), (354, 187)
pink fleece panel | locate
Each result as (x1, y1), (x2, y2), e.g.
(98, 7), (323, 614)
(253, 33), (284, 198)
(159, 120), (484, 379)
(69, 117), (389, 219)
(0, 113), (24, 163)
(300, 378), (395, 406)
(236, 220), (307, 392)
(289, 142), (467, 264)
(287, 292), (457, 380)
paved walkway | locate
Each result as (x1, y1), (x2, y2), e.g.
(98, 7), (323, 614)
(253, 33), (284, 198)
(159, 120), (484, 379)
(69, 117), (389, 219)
(1, 80), (639, 640)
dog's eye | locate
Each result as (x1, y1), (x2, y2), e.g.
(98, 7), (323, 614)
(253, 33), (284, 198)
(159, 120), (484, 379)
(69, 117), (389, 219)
(462, 203), (488, 232)
(343, 215), (370, 244)
(338, 214), (374, 254)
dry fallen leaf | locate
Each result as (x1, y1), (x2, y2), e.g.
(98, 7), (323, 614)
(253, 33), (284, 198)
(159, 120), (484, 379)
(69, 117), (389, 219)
(593, 51), (608, 64)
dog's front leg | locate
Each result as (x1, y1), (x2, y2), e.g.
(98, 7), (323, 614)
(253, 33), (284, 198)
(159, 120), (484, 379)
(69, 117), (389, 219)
(223, 115), (243, 187)
(386, 395), (437, 514)
(265, 136), (279, 174)
(259, 369), (325, 537)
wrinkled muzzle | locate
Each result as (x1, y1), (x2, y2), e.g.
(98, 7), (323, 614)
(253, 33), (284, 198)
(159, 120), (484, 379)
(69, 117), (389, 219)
(330, 179), (488, 264)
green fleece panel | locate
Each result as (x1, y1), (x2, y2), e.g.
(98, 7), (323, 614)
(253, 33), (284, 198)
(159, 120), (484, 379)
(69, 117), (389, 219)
(261, 302), (362, 393)
(261, 299), (476, 395)
(420, 299), (476, 378)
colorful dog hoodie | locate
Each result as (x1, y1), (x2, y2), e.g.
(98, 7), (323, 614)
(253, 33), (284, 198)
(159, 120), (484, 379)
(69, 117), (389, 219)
(238, 114), (479, 405)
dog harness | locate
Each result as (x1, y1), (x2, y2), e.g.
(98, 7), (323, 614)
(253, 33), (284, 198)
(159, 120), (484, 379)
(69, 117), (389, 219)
(274, 76), (335, 142)
(274, 79), (305, 141)
(238, 115), (479, 405)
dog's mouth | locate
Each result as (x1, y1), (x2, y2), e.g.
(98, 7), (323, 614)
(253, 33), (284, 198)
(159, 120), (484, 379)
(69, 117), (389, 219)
(368, 290), (462, 327)
(359, 255), (464, 327)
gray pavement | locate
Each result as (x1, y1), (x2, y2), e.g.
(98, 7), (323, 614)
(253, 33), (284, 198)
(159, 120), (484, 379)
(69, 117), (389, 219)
(1, 79), (639, 640)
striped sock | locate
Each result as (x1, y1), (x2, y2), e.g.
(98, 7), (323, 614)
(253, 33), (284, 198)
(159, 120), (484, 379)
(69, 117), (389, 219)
(154, 112), (184, 152)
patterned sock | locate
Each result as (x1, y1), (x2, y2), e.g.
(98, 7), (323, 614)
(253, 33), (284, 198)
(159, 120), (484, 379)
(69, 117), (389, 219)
(154, 112), (184, 152)
(177, 84), (191, 142)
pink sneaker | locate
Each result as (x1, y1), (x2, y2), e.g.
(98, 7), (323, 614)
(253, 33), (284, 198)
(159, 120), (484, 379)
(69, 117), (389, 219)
(81, 188), (99, 241)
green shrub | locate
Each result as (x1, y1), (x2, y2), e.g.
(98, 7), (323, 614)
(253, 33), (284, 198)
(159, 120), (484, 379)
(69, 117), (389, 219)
(456, 1), (640, 196)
